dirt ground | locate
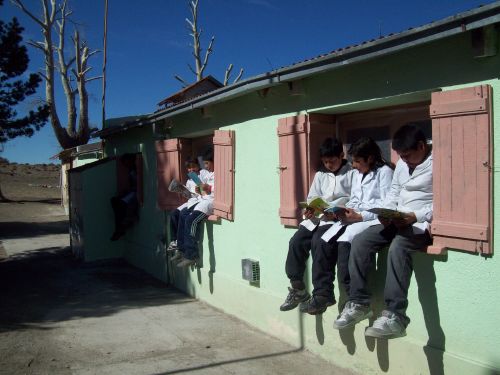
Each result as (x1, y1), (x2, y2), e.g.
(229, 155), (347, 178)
(0, 162), (354, 375)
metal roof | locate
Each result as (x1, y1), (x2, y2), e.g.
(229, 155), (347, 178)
(95, 1), (500, 139)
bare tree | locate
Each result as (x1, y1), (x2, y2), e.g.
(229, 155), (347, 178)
(11, 0), (101, 149)
(175, 0), (243, 87)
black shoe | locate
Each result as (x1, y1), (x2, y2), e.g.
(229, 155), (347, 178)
(280, 287), (310, 311)
(299, 295), (336, 315)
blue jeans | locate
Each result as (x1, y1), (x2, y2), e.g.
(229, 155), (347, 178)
(348, 224), (432, 326)
(177, 205), (206, 260)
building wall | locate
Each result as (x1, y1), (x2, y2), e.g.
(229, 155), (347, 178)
(101, 30), (499, 374)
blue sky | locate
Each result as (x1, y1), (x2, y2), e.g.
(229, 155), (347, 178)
(2, 0), (496, 163)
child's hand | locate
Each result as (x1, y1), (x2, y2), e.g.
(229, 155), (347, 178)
(194, 186), (201, 194)
(391, 212), (417, 228)
(378, 216), (392, 227)
(200, 184), (212, 195)
(323, 211), (338, 221)
(303, 207), (315, 220)
(341, 209), (362, 224)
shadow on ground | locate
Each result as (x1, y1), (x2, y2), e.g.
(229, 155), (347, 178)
(0, 246), (191, 333)
(0, 220), (69, 239)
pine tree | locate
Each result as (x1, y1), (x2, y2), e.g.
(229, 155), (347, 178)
(0, 0), (49, 144)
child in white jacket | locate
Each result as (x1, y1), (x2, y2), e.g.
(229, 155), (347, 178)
(300, 137), (393, 314)
(280, 138), (355, 312)
(334, 123), (433, 339)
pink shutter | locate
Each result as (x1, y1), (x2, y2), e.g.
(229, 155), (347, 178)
(277, 114), (335, 226)
(156, 138), (192, 210)
(135, 153), (144, 205)
(428, 84), (492, 255)
(213, 130), (235, 220)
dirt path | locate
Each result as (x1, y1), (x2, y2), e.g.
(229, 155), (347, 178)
(0, 167), (354, 375)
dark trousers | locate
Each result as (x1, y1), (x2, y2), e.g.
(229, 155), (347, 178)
(349, 224), (432, 326)
(337, 241), (352, 295)
(170, 208), (181, 241)
(310, 225), (347, 300)
(285, 224), (332, 291)
(111, 196), (137, 231)
(177, 205), (206, 260)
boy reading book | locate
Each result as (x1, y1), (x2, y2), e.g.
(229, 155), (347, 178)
(280, 138), (354, 312)
(171, 147), (215, 268)
(166, 158), (201, 253)
(299, 137), (393, 314)
(334, 123), (433, 340)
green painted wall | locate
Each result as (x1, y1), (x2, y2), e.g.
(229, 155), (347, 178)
(98, 30), (500, 374)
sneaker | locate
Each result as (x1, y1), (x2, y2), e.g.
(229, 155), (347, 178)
(299, 295), (336, 315)
(365, 310), (406, 339)
(333, 301), (373, 330)
(176, 258), (197, 268)
(166, 240), (178, 253)
(279, 287), (310, 311)
(170, 250), (184, 262)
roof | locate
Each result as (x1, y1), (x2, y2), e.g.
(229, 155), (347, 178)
(50, 141), (103, 161)
(94, 2), (500, 139)
(157, 76), (223, 108)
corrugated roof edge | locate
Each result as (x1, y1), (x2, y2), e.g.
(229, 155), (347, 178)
(95, 2), (500, 139)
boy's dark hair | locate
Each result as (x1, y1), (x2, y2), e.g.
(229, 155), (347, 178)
(320, 137), (344, 158)
(348, 137), (388, 169)
(392, 123), (427, 152)
(202, 146), (214, 162)
(185, 157), (199, 167)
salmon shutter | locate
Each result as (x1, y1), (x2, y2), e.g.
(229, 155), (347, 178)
(307, 114), (336, 181)
(156, 138), (192, 210)
(213, 130), (235, 220)
(135, 153), (144, 205)
(429, 84), (492, 254)
(277, 114), (335, 226)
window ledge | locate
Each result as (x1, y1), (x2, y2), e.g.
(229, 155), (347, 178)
(207, 215), (220, 223)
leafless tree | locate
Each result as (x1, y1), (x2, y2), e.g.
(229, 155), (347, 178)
(11, 0), (101, 149)
(175, 0), (243, 87)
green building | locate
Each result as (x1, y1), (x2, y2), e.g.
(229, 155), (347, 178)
(70, 4), (500, 374)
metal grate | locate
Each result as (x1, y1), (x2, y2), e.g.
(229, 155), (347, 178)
(241, 259), (260, 282)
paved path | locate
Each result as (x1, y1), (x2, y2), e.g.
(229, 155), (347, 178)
(0, 200), (354, 375)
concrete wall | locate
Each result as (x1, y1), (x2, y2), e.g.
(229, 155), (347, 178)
(101, 30), (500, 374)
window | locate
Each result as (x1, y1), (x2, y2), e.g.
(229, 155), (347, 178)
(156, 132), (235, 222)
(116, 153), (143, 205)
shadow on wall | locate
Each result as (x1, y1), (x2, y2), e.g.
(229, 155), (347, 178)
(333, 249), (447, 375)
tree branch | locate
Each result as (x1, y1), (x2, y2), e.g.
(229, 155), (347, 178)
(174, 75), (188, 87)
(223, 63), (233, 86)
(233, 68), (244, 84)
(10, 0), (46, 28)
(27, 40), (46, 51)
(84, 76), (103, 83)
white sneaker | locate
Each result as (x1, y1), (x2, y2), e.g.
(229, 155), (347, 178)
(166, 240), (178, 253)
(365, 310), (406, 339)
(333, 301), (373, 330)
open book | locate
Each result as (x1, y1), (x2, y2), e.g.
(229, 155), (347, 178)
(298, 197), (330, 215)
(324, 205), (348, 215)
(168, 179), (196, 199)
(366, 208), (410, 220)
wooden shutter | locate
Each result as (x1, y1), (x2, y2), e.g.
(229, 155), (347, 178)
(277, 114), (335, 226)
(428, 84), (492, 255)
(213, 130), (235, 220)
(135, 153), (144, 205)
(156, 138), (192, 210)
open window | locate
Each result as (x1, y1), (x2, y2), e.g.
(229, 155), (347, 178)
(116, 153), (143, 205)
(156, 133), (235, 222)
